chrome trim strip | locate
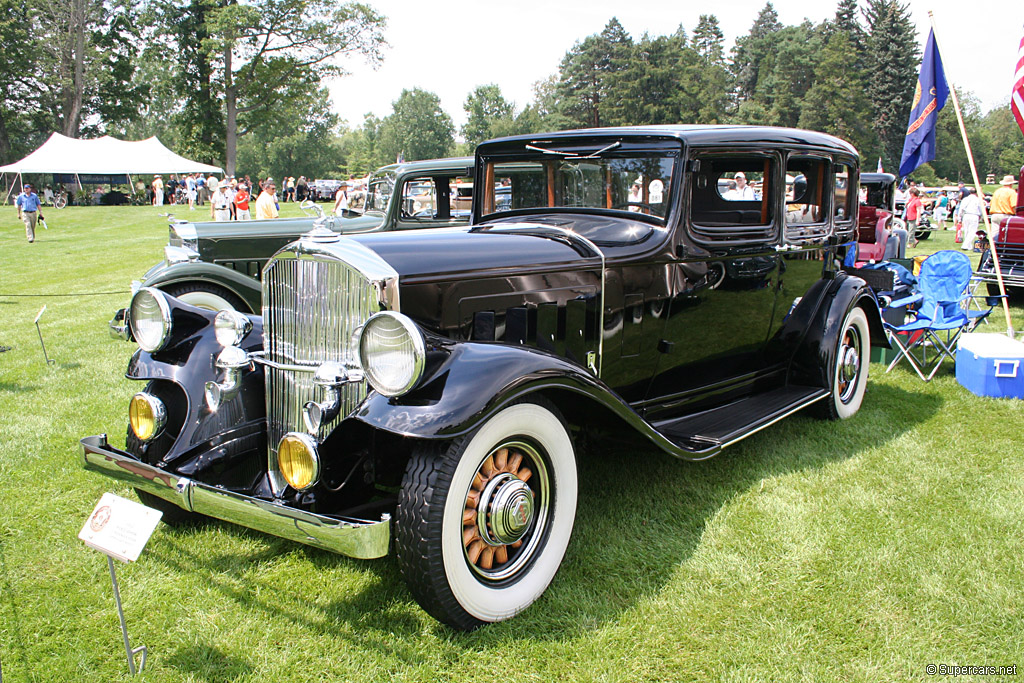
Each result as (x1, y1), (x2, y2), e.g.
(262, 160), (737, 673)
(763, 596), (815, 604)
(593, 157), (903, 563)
(80, 434), (390, 559)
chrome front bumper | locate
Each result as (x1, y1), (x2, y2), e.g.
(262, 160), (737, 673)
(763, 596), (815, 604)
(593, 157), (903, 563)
(80, 434), (390, 559)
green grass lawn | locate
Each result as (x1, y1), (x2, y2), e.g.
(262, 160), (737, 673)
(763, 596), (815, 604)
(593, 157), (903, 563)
(1, 205), (1023, 682)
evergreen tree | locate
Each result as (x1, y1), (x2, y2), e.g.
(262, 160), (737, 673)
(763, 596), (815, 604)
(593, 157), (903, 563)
(863, 0), (919, 171)
(692, 14), (725, 65)
(799, 32), (873, 155)
(731, 3), (782, 103)
(556, 17), (633, 128)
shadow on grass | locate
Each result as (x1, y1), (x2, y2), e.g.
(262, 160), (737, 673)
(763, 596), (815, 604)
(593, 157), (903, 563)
(0, 382), (40, 393)
(144, 381), (941, 669)
(0, 536), (36, 681)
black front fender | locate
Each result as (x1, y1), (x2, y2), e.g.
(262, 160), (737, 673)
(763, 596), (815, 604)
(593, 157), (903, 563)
(352, 341), (634, 441)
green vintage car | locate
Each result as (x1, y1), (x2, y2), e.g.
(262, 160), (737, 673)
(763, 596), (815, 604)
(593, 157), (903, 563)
(124, 157), (474, 315)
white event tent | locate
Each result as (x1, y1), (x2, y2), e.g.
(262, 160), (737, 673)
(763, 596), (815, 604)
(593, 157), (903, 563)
(1, 132), (223, 203)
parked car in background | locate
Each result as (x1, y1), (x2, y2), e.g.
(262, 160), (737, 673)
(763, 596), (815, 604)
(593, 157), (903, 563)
(978, 165), (1024, 294)
(84, 126), (885, 630)
(112, 157), (474, 321)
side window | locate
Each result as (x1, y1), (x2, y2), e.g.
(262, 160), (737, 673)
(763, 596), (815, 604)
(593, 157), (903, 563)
(833, 162), (857, 237)
(689, 153), (777, 243)
(399, 175), (473, 223)
(784, 156), (829, 241)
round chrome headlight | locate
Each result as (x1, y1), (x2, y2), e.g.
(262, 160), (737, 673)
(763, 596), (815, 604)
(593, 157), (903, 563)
(214, 309), (252, 347)
(130, 288), (172, 352)
(129, 392), (166, 441)
(278, 433), (320, 491)
(358, 312), (426, 397)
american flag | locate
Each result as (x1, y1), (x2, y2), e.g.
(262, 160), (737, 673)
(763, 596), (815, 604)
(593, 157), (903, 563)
(1014, 25), (1024, 135)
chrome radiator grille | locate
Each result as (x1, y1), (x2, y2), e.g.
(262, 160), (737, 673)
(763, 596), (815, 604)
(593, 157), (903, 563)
(262, 253), (378, 461)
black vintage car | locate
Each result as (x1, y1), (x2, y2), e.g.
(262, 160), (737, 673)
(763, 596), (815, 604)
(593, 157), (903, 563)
(82, 126), (885, 629)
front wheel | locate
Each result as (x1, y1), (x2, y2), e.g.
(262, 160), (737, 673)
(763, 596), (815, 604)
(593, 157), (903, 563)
(818, 306), (870, 420)
(54, 194), (67, 209)
(395, 399), (577, 630)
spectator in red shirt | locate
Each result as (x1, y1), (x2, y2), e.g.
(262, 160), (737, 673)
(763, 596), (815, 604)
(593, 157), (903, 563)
(234, 182), (251, 221)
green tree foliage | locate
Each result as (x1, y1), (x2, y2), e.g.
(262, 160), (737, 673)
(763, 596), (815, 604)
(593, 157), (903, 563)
(863, 0), (919, 170)
(799, 32), (873, 155)
(0, 0), (39, 162)
(461, 85), (515, 148)
(731, 3), (782, 105)
(692, 14), (725, 65)
(235, 85), (342, 182)
(928, 88), (993, 183)
(556, 18), (632, 128)
(377, 89), (454, 164)
(984, 104), (1024, 178)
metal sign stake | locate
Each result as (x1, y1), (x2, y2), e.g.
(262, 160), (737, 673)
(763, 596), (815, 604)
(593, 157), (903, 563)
(33, 306), (54, 365)
(108, 556), (147, 675)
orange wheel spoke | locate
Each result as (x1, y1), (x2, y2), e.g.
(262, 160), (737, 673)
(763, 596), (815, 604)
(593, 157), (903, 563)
(463, 508), (477, 526)
(471, 472), (485, 491)
(517, 466), (532, 483)
(463, 525), (480, 546)
(481, 455), (495, 477)
(467, 540), (485, 564)
(507, 452), (523, 473)
(495, 545), (508, 564)
(494, 447), (508, 471)
(480, 546), (495, 569)
(466, 490), (480, 509)
(510, 540), (522, 549)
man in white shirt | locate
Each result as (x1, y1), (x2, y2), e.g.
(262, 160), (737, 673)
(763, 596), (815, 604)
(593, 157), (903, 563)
(211, 184), (232, 222)
(958, 188), (984, 251)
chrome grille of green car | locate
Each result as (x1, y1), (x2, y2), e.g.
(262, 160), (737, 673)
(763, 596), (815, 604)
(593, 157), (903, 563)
(262, 250), (377, 491)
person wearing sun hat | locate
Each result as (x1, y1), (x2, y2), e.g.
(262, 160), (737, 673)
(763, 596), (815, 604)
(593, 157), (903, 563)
(989, 174), (1018, 231)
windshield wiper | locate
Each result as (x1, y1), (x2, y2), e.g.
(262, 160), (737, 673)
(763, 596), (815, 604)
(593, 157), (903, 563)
(524, 141), (622, 159)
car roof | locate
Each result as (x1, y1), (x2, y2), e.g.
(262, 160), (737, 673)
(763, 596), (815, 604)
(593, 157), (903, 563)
(861, 173), (897, 184)
(375, 156), (474, 175)
(480, 125), (858, 157)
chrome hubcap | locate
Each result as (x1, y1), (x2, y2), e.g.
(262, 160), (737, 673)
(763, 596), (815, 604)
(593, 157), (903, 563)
(478, 473), (535, 546)
(462, 441), (550, 581)
(838, 326), (862, 403)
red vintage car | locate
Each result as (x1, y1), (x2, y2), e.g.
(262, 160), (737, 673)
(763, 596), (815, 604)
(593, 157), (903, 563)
(978, 166), (1024, 293)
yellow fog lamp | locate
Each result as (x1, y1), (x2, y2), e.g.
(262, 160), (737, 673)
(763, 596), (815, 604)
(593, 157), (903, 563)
(129, 392), (167, 441)
(278, 432), (321, 491)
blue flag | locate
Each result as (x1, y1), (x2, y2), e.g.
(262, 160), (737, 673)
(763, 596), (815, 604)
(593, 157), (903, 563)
(899, 29), (950, 177)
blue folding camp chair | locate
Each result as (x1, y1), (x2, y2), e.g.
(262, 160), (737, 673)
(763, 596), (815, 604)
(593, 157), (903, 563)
(884, 250), (986, 381)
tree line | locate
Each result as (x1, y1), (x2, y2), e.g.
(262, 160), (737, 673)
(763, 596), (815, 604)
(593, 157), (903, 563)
(1, 0), (1021, 185)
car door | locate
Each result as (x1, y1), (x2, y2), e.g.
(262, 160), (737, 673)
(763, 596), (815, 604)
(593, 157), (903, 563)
(642, 150), (783, 415)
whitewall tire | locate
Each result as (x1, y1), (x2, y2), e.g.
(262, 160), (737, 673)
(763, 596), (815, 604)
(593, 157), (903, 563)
(395, 398), (577, 629)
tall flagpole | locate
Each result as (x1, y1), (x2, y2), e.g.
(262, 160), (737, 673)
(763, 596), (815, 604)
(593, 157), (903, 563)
(928, 11), (1014, 337)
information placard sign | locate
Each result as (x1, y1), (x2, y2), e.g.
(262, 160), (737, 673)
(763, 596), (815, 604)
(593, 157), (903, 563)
(79, 493), (163, 563)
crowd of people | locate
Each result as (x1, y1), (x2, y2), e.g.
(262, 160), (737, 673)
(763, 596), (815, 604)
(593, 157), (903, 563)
(892, 175), (1019, 253)
(146, 173), (313, 221)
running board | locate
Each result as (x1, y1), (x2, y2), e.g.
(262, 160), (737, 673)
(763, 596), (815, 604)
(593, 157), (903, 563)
(651, 386), (829, 458)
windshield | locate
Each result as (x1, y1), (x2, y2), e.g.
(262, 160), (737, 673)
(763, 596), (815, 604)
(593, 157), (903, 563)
(479, 149), (678, 225)
(365, 171), (395, 214)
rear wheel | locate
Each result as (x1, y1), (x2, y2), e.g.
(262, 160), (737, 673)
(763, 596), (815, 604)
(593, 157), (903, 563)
(162, 282), (249, 312)
(395, 398), (577, 630)
(817, 306), (870, 420)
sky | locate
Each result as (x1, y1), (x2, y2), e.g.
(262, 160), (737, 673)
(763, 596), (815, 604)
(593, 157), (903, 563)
(328, 0), (1024, 136)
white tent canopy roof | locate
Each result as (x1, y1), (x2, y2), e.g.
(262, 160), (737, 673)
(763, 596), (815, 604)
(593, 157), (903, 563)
(0, 132), (222, 175)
